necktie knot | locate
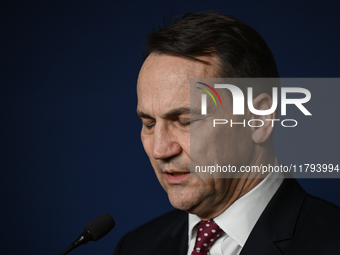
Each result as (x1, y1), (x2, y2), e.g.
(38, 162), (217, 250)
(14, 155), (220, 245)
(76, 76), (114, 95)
(192, 220), (223, 255)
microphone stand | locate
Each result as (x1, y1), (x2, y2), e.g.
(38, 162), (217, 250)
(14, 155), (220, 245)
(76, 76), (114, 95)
(60, 230), (92, 255)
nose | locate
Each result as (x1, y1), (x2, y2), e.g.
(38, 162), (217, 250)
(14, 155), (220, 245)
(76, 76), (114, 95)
(152, 124), (182, 160)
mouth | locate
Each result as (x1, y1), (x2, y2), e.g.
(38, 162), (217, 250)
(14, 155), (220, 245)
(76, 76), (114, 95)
(169, 172), (188, 177)
(164, 171), (190, 184)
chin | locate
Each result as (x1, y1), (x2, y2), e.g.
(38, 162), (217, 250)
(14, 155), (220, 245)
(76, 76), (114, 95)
(167, 188), (202, 212)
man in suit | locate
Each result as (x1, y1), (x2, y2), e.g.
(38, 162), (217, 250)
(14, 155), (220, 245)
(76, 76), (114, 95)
(113, 12), (340, 255)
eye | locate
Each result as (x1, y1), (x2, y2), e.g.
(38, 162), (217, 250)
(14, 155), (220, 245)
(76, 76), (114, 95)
(144, 121), (155, 130)
(178, 119), (190, 127)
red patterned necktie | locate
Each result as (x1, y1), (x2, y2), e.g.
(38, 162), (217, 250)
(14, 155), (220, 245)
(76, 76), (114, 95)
(191, 220), (223, 255)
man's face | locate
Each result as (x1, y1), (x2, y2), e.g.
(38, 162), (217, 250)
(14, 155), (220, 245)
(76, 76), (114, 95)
(137, 54), (255, 219)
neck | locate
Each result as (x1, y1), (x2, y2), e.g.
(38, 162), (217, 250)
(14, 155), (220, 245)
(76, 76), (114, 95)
(196, 145), (276, 221)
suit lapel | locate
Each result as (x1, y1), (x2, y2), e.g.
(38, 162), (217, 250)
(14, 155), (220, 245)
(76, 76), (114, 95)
(157, 211), (188, 255)
(240, 224), (283, 255)
(241, 179), (306, 255)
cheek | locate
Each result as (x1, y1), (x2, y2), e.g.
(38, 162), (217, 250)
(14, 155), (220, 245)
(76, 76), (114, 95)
(141, 134), (153, 157)
(141, 134), (161, 178)
(190, 126), (224, 165)
(200, 178), (216, 193)
(180, 134), (190, 155)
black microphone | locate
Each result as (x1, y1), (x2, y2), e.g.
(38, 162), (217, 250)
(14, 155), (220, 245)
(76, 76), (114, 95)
(60, 213), (115, 255)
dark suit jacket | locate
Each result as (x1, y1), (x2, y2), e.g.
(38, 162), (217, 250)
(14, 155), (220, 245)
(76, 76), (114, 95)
(113, 179), (340, 255)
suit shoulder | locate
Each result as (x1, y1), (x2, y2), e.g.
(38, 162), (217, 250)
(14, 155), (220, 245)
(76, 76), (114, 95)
(305, 193), (340, 211)
(301, 193), (340, 226)
(113, 210), (188, 255)
(277, 194), (340, 254)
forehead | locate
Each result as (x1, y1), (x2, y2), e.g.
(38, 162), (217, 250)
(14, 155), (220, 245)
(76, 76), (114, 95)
(137, 54), (218, 113)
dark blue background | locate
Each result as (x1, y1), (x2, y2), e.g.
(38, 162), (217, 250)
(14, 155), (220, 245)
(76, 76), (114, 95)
(1, 0), (339, 254)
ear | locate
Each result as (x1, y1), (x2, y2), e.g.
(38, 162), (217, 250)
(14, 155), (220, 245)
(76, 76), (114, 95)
(249, 93), (276, 144)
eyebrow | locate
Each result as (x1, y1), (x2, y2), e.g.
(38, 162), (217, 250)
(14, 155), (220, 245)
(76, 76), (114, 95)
(137, 107), (201, 119)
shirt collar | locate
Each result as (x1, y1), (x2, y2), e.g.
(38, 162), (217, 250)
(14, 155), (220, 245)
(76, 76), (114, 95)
(188, 159), (283, 247)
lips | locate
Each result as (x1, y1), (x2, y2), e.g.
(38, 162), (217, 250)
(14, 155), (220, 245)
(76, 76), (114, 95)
(165, 171), (190, 184)
(170, 172), (187, 177)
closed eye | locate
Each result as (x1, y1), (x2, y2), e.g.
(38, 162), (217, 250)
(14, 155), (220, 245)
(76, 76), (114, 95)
(145, 122), (155, 129)
(178, 120), (190, 127)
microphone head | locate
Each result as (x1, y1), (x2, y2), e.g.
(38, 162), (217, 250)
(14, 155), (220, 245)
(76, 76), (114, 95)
(84, 213), (115, 241)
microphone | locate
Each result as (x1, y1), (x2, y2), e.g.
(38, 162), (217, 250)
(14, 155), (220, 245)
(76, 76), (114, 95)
(60, 213), (115, 255)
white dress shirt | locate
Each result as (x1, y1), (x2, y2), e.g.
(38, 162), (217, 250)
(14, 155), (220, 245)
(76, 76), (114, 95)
(187, 169), (283, 255)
